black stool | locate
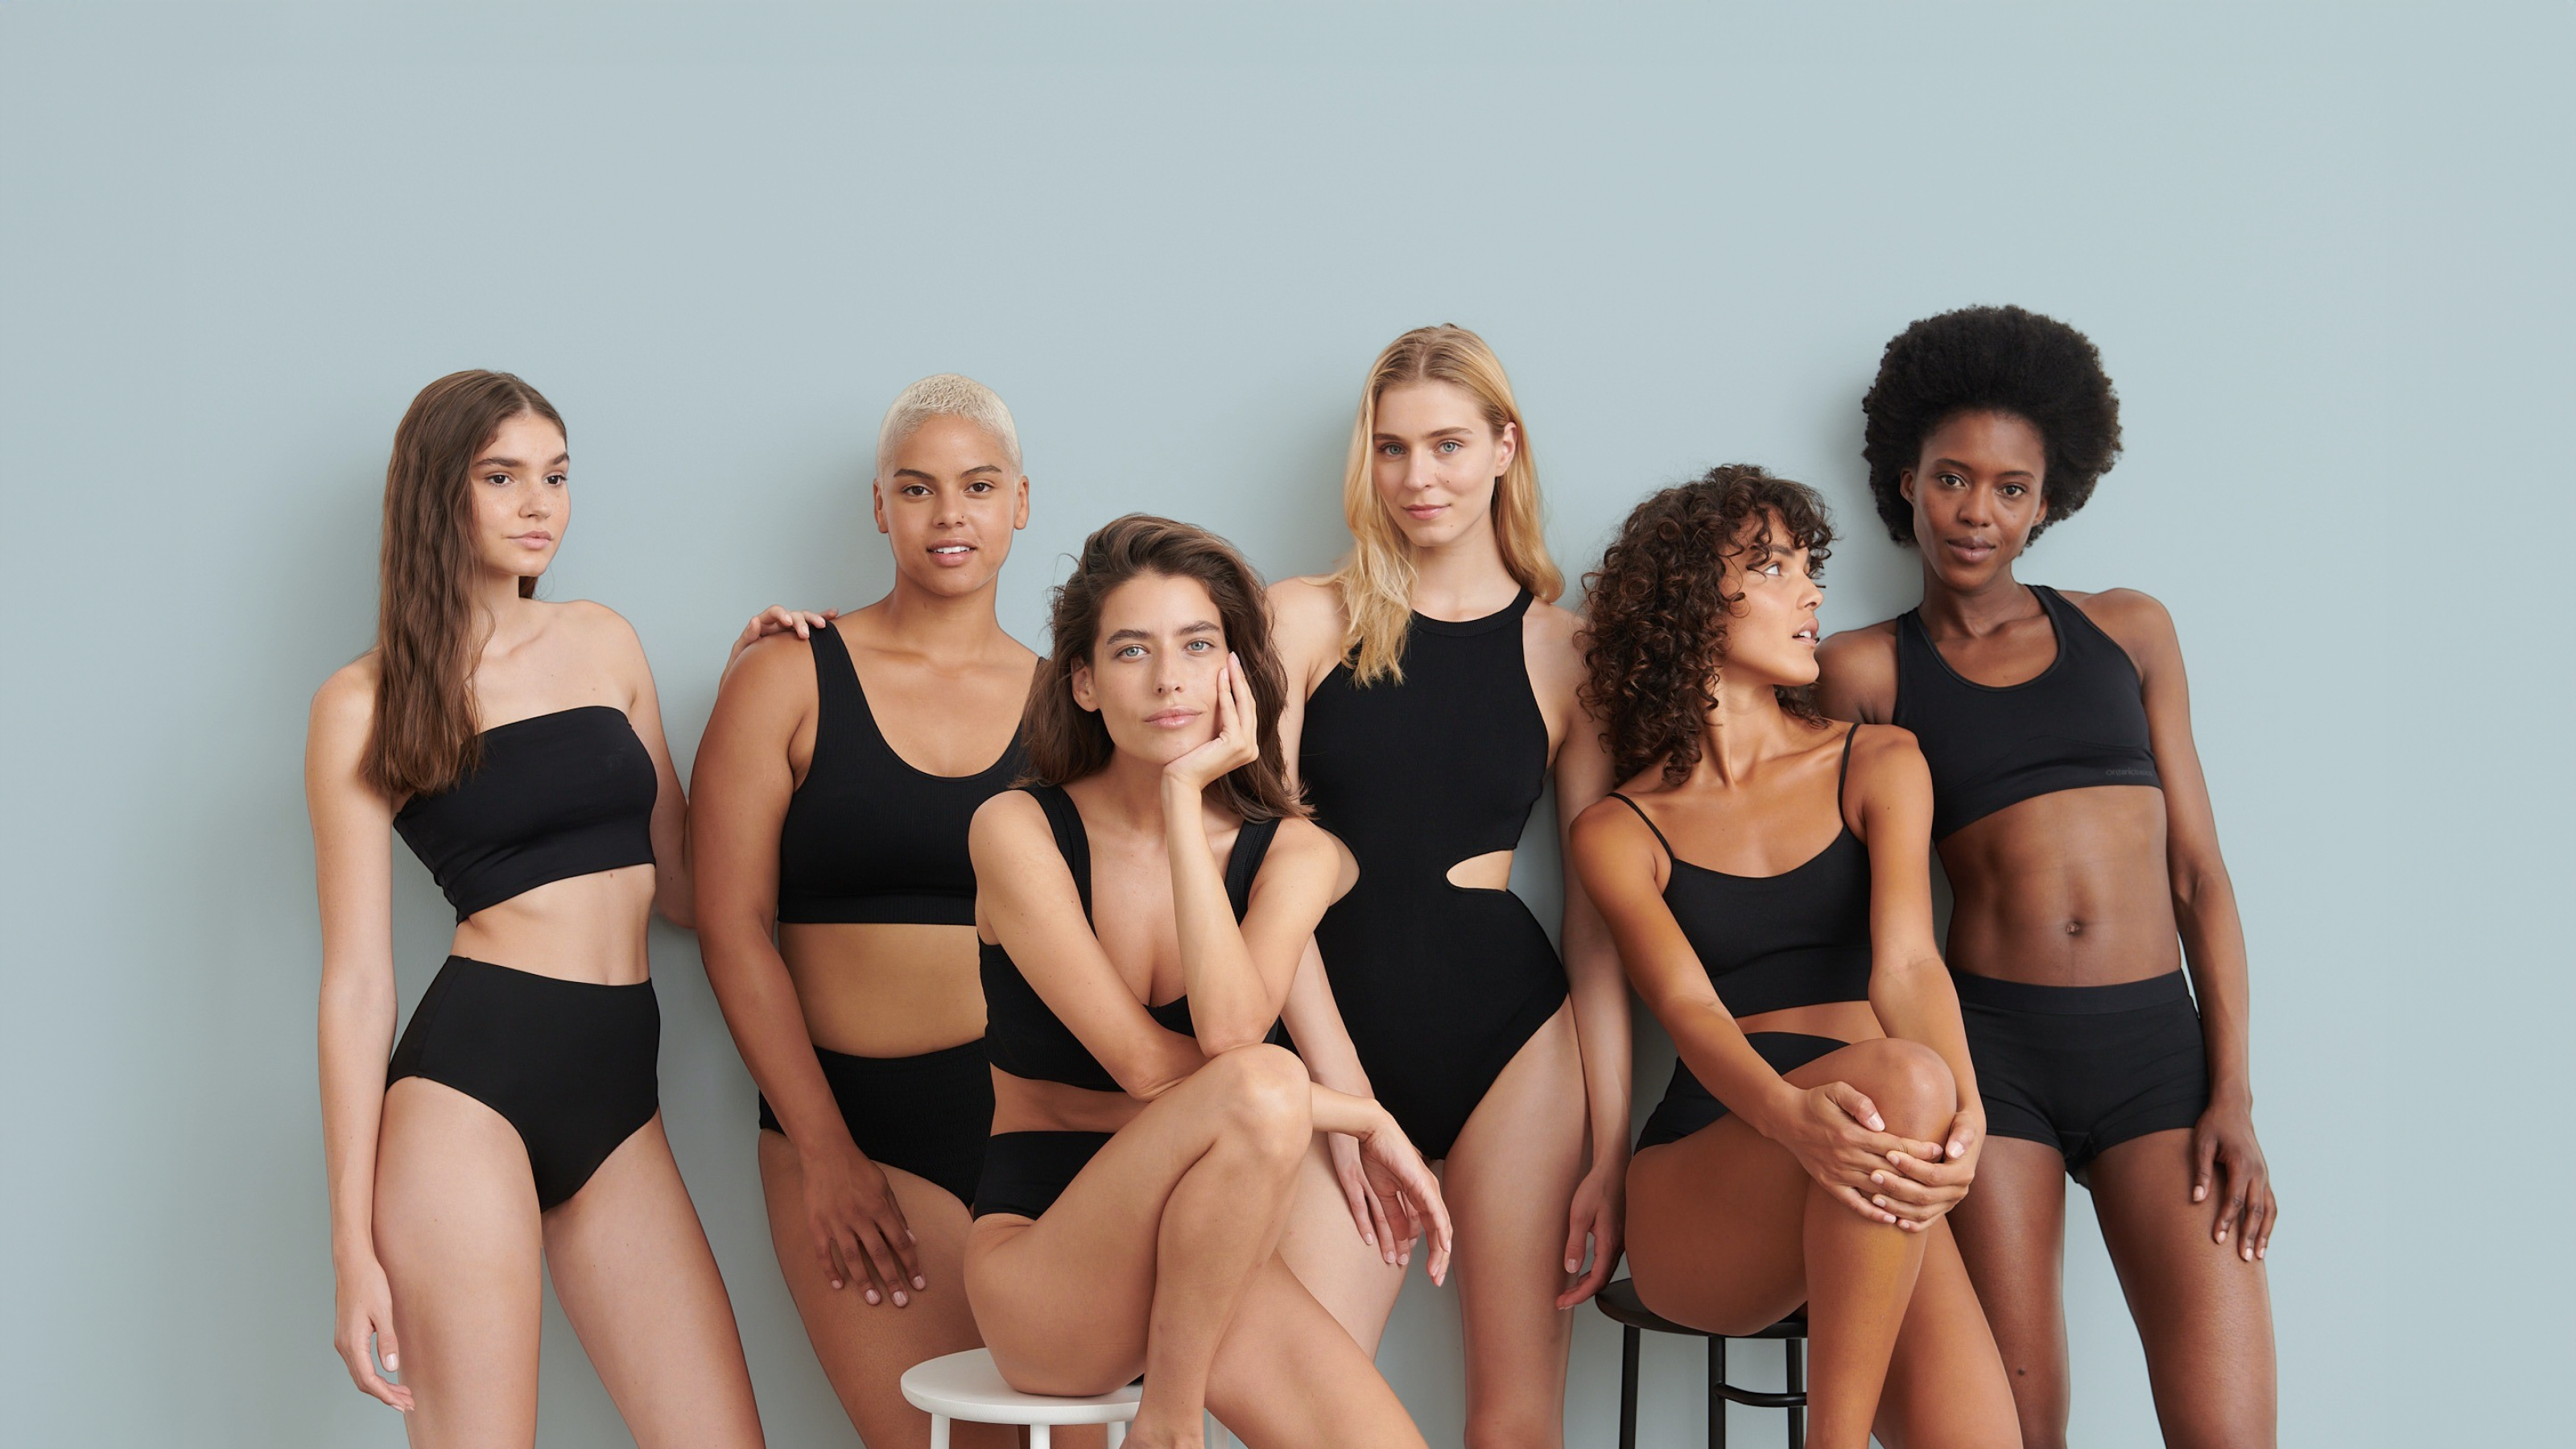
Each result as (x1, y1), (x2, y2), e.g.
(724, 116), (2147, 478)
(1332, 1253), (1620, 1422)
(1596, 1278), (1807, 1448)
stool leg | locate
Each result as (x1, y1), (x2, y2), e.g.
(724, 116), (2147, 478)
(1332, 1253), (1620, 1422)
(1786, 1337), (1806, 1449)
(1030, 1426), (1049, 1448)
(1107, 1423), (1125, 1448)
(928, 1414), (949, 1449)
(1620, 1324), (1641, 1449)
(1709, 1337), (1726, 1449)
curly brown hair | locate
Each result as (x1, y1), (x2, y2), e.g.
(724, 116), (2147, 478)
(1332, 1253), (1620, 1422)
(1581, 464), (1836, 787)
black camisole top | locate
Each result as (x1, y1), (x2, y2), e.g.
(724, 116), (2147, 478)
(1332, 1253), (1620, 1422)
(1606, 724), (1874, 1018)
(392, 705), (658, 922)
(1891, 585), (2161, 840)
(775, 621), (1026, 926)
(980, 783), (1279, 1093)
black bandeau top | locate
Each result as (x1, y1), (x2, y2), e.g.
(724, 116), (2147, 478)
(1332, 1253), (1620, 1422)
(980, 783), (1279, 1094)
(1891, 585), (2162, 840)
(393, 705), (658, 922)
(1608, 725), (1873, 1018)
(776, 622), (1026, 926)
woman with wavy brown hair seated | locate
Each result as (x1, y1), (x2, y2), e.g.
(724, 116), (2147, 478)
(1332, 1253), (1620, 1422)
(1569, 466), (2019, 1449)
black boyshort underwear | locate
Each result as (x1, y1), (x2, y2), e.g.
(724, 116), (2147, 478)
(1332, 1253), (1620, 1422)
(971, 1130), (1113, 1221)
(758, 1038), (992, 1206)
(1952, 968), (2208, 1176)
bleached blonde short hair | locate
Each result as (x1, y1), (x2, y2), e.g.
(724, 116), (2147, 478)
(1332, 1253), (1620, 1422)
(875, 374), (1022, 477)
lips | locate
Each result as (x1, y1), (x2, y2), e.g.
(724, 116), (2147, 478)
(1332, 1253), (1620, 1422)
(1405, 504), (1446, 520)
(1145, 708), (1200, 729)
(928, 542), (976, 565)
(1944, 538), (1996, 564)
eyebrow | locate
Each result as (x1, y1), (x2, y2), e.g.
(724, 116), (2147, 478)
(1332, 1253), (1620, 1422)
(1929, 456), (2034, 478)
(1374, 427), (1476, 443)
(471, 452), (570, 470)
(892, 464), (1005, 481)
(1104, 620), (1220, 646)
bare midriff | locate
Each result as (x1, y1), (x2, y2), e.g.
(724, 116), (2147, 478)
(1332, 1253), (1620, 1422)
(777, 921), (987, 1058)
(989, 1072), (1153, 1136)
(1735, 1000), (1884, 1046)
(1938, 785), (2178, 988)
(448, 867), (658, 985)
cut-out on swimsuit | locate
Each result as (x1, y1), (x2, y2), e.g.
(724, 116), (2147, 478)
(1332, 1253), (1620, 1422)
(1613, 724), (1874, 1151)
(1893, 585), (2203, 1172)
(972, 783), (1278, 1220)
(1292, 589), (1567, 1160)
(387, 705), (661, 1209)
(758, 621), (1024, 1204)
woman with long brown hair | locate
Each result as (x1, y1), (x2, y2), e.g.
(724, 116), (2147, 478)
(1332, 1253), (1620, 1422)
(307, 370), (764, 1443)
(1571, 465), (2018, 1449)
(691, 374), (1038, 1448)
(964, 514), (1450, 1448)
(1266, 324), (1627, 1444)
(1818, 305), (2276, 1448)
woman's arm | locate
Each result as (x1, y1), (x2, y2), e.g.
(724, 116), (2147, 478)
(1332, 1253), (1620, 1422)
(2100, 588), (2275, 1260)
(305, 666), (415, 1412)
(1571, 796), (1924, 1228)
(691, 635), (923, 1298)
(973, 794), (1208, 1100)
(590, 604), (694, 930)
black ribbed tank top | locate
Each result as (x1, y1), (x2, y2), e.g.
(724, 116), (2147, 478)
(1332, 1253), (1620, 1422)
(980, 784), (1278, 1093)
(775, 622), (1026, 926)
(1892, 585), (2161, 840)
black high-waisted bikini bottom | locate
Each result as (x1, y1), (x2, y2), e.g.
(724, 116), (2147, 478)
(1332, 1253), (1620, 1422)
(972, 1130), (1113, 1220)
(386, 955), (659, 1210)
(1634, 1031), (1850, 1152)
(1953, 969), (2208, 1176)
(758, 1038), (993, 1206)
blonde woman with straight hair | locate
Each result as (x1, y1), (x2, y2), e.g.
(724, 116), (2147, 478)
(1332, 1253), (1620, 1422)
(1269, 324), (1630, 1445)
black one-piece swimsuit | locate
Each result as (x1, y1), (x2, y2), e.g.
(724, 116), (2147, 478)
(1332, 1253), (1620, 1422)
(1295, 590), (1568, 1160)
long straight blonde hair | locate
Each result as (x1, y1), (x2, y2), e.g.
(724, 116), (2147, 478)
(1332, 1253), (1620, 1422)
(1330, 324), (1563, 686)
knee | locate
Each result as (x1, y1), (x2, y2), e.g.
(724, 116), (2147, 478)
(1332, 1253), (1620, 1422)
(1840, 1038), (1957, 1137)
(1206, 1043), (1311, 1157)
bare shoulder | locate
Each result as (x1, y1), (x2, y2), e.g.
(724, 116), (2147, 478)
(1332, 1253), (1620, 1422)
(1269, 575), (1347, 648)
(969, 785), (1049, 849)
(553, 597), (645, 654)
(1815, 618), (1901, 719)
(1844, 720), (1932, 811)
(718, 628), (818, 699)
(1817, 617), (1899, 670)
(309, 655), (381, 741)
(2063, 586), (2180, 663)
(1526, 597), (1585, 650)
(1264, 813), (1348, 874)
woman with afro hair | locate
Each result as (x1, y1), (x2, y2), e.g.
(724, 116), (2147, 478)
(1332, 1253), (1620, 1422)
(1571, 465), (2017, 1449)
(1816, 305), (2277, 1449)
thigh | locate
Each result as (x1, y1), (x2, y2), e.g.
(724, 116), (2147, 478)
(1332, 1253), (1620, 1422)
(759, 1134), (1008, 1449)
(543, 1117), (763, 1449)
(1623, 1115), (1812, 1336)
(1274, 1135), (1409, 1356)
(374, 1077), (546, 1449)
(1443, 1004), (1588, 1437)
(1873, 1220), (2021, 1449)
(1204, 1255), (1426, 1449)
(2086, 1129), (2277, 1449)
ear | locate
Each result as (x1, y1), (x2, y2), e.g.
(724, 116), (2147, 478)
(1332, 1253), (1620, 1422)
(1069, 659), (1099, 714)
(1013, 475), (1031, 531)
(1492, 419), (1519, 477)
(1898, 468), (1917, 506)
(870, 477), (890, 535)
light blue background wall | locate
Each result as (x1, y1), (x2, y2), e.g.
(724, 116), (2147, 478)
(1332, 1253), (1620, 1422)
(2, 3), (2566, 1444)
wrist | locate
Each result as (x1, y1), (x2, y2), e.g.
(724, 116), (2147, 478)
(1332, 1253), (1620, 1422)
(1745, 1080), (1806, 1141)
(2207, 1078), (2254, 1111)
(331, 1234), (379, 1274)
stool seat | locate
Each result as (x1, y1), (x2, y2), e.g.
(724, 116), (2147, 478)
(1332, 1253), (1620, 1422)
(1596, 1278), (1808, 1341)
(900, 1348), (1140, 1427)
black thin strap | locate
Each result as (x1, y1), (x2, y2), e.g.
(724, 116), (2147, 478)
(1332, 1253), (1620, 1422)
(1835, 724), (1860, 812)
(1224, 817), (1282, 918)
(1605, 792), (1675, 861)
(1025, 784), (1093, 919)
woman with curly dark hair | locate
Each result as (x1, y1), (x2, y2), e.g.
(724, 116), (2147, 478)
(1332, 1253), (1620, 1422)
(1571, 466), (2017, 1449)
(1817, 305), (2277, 1449)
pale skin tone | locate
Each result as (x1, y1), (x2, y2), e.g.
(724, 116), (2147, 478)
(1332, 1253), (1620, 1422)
(964, 570), (1453, 1449)
(692, 412), (1037, 1449)
(1570, 518), (2019, 1449)
(1267, 378), (1629, 1447)
(307, 411), (762, 1447)
(1815, 408), (2278, 1448)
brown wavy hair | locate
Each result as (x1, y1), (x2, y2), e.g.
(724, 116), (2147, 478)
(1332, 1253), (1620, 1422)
(365, 370), (564, 799)
(1581, 464), (1836, 787)
(1020, 514), (1303, 822)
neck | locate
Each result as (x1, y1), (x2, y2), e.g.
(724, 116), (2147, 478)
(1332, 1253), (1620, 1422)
(873, 569), (1003, 660)
(469, 568), (531, 657)
(1087, 748), (1191, 834)
(1916, 557), (2033, 636)
(1406, 514), (1517, 618)
(1695, 675), (1804, 785)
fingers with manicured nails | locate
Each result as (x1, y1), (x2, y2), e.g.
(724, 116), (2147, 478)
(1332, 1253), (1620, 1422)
(2255, 1185), (2279, 1259)
(1830, 1182), (1899, 1226)
(2191, 1123), (2220, 1204)
(1823, 1081), (1885, 1132)
(2213, 1163), (2248, 1249)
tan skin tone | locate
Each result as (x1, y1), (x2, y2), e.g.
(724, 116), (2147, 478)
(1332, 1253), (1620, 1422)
(308, 411), (763, 1447)
(1268, 378), (1627, 1447)
(691, 413), (1037, 1449)
(1815, 409), (2278, 1449)
(1569, 522), (2020, 1449)
(964, 571), (1454, 1449)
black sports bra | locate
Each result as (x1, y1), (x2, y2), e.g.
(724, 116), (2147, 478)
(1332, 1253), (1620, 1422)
(1892, 585), (2161, 840)
(776, 622), (1026, 926)
(1607, 725), (1873, 1018)
(980, 784), (1279, 1093)
(393, 705), (658, 922)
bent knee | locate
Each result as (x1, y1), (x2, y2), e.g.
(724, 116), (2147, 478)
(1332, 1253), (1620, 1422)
(1205, 1043), (1311, 1150)
(1839, 1038), (1956, 1132)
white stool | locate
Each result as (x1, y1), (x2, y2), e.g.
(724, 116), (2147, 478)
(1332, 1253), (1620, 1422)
(900, 1348), (1237, 1448)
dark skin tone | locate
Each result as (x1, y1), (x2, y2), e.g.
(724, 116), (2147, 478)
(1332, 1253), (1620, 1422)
(1816, 409), (2277, 1449)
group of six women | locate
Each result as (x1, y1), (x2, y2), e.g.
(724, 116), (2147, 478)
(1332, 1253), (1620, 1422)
(308, 309), (2278, 1449)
